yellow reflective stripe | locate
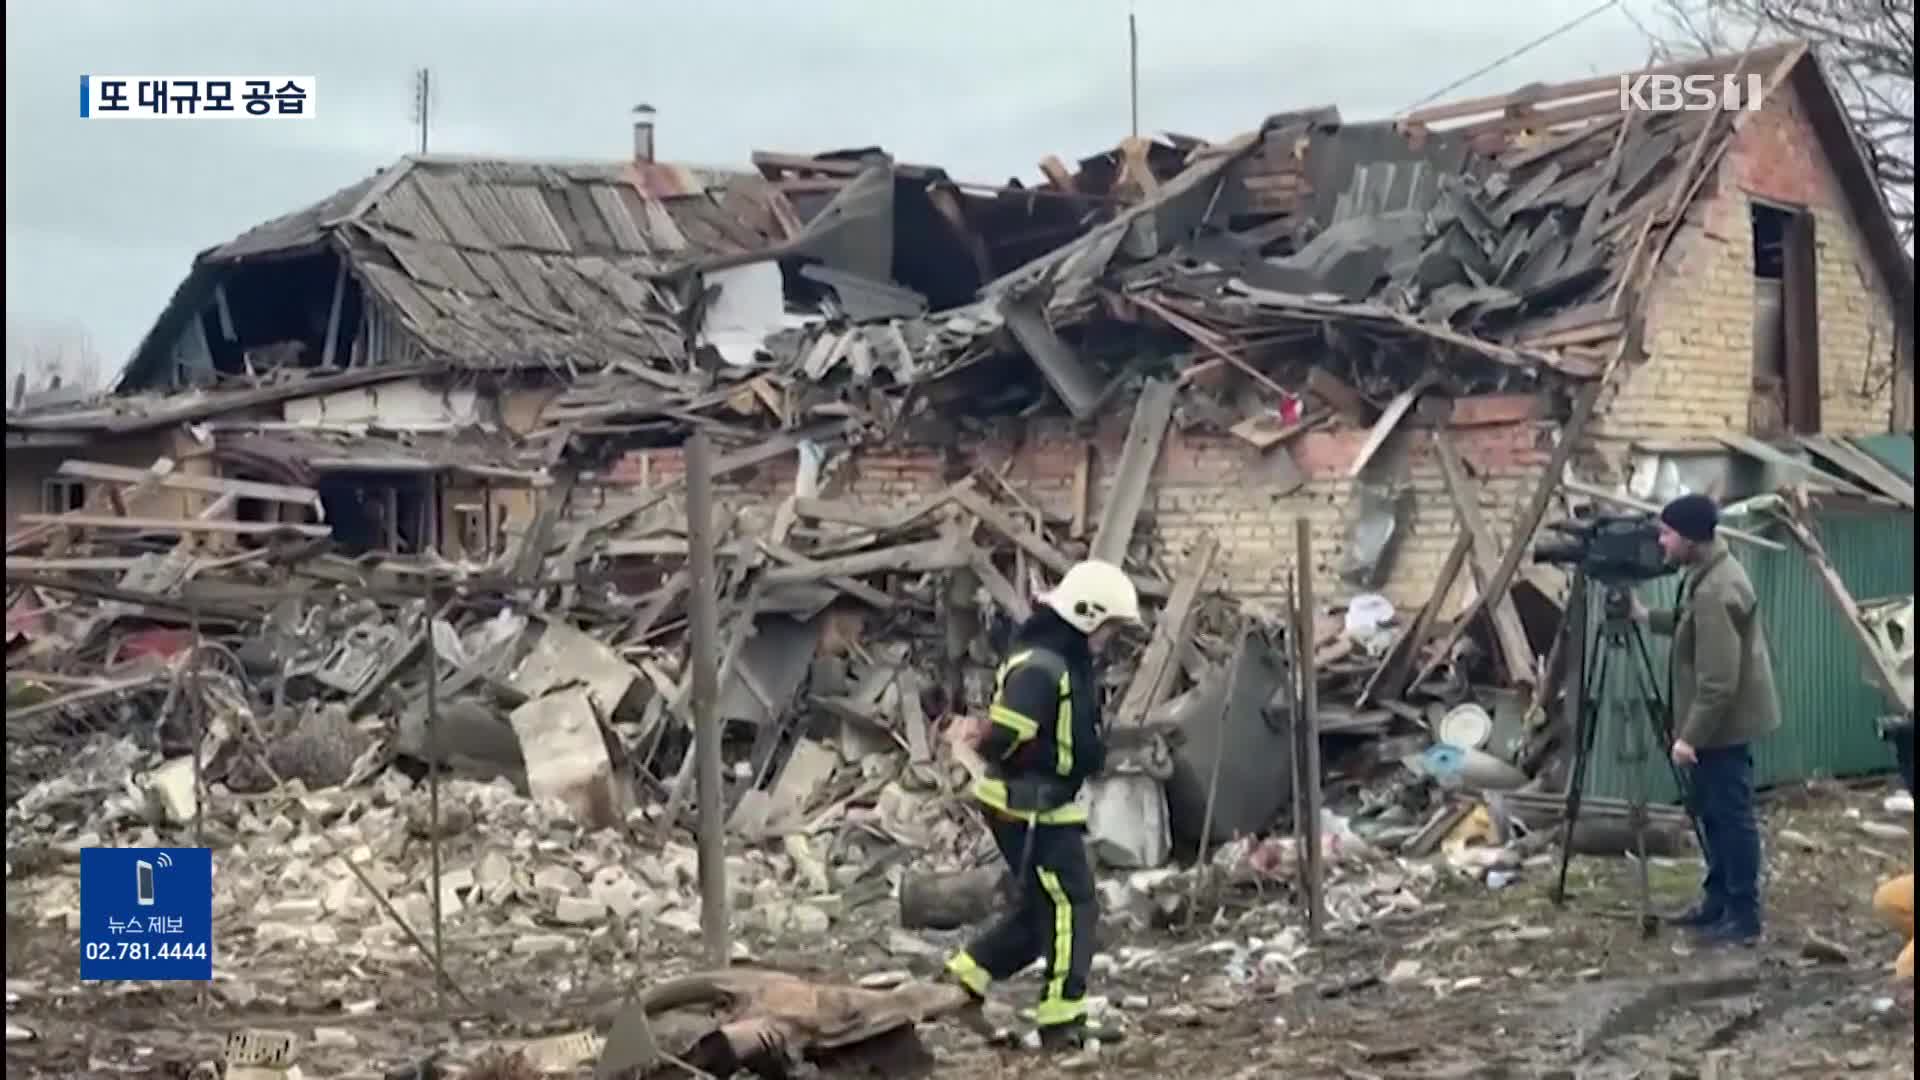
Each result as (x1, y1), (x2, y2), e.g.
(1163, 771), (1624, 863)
(988, 704), (1039, 741)
(945, 951), (991, 996)
(967, 778), (1088, 824)
(1037, 803), (1087, 825)
(1035, 867), (1083, 1026)
(1054, 669), (1073, 777)
(1033, 996), (1088, 1027)
(996, 650), (1034, 688)
(971, 776), (1012, 813)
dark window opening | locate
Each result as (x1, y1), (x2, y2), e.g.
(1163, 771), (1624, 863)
(314, 473), (434, 556)
(1749, 201), (1820, 436)
(42, 479), (85, 514)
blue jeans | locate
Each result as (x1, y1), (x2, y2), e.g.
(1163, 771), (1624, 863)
(1688, 744), (1762, 931)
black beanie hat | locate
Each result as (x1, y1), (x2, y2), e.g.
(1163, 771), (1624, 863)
(1660, 493), (1719, 543)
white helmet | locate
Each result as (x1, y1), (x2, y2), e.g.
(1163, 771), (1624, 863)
(1042, 560), (1143, 635)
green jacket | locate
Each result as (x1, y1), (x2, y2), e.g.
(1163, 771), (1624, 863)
(1648, 538), (1782, 749)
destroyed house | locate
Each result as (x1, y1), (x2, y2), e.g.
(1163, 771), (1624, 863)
(6, 42), (1912, 655)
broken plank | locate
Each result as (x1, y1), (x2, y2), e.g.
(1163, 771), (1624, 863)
(953, 488), (1072, 576)
(1411, 378), (1604, 691)
(897, 667), (933, 763)
(1001, 295), (1103, 420)
(755, 541), (894, 608)
(11, 457), (180, 553)
(1229, 407), (1329, 450)
(1303, 367), (1372, 425)
(759, 538), (966, 586)
(1347, 377), (1432, 480)
(1091, 378), (1177, 565)
(570, 422), (851, 544)
(1796, 435), (1914, 509)
(1113, 534), (1218, 727)
(1716, 433), (1875, 500)
(955, 489), (1168, 600)
(1358, 530), (1473, 707)
(17, 513), (330, 538)
(969, 550), (1029, 623)
(1070, 443), (1092, 539)
(1132, 292), (1294, 401)
(1038, 154), (1079, 194)
(1431, 429), (1536, 685)
(791, 477), (974, 533)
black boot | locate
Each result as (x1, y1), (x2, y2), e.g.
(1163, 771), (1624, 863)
(1668, 901), (1724, 928)
(1036, 1019), (1090, 1052)
(1695, 914), (1762, 947)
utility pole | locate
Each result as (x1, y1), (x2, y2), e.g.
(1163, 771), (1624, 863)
(1128, 9), (1140, 139)
(685, 428), (729, 967)
(413, 68), (432, 154)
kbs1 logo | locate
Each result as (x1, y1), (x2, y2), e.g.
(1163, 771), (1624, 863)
(80, 76), (316, 119)
(1618, 72), (1765, 113)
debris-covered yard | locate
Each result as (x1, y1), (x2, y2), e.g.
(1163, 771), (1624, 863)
(4, 765), (1914, 1077)
(5, 36), (1916, 1080)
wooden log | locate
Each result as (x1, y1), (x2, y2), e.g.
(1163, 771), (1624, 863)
(597, 967), (977, 1079)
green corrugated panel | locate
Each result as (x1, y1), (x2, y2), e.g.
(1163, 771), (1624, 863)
(1579, 505), (1914, 802)
(1850, 433), (1914, 483)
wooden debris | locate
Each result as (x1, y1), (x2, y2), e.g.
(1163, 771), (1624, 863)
(1115, 535), (1219, 728)
(1431, 429), (1536, 685)
(1092, 378), (1177, 565)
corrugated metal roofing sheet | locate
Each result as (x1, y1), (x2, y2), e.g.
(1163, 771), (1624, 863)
(1853, 433), (1915, 482)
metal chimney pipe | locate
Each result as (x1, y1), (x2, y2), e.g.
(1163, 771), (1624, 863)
(632, 104), (656, 164)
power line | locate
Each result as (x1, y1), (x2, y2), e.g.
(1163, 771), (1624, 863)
(1398, 0), (1623, 116)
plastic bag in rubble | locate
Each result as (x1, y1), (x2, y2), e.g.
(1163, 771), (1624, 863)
(1343, 594), (1397, 657)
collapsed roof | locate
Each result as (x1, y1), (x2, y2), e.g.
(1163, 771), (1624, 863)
(17, 42), (1908, 443)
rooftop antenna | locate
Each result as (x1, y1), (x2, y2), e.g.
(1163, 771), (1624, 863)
(412, 68), (432, 154)
(1128, 5), (1140, 138)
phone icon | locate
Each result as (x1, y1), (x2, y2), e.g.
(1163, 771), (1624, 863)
(136, 860), (155, 906)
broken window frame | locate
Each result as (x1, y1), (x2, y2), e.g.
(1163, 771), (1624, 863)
(41, 478), (85, 514)
(1750, 196), (1822, 436)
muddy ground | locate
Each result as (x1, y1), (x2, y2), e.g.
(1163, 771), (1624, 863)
(6, 780), (1913, 1079)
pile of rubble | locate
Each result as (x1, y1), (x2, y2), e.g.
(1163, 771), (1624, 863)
(1, 435), (1551, 894)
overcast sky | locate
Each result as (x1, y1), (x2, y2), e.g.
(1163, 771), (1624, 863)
(4, 0), (1660, 378)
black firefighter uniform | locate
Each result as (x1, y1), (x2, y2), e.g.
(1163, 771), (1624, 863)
(945, 644), (1104, 1031)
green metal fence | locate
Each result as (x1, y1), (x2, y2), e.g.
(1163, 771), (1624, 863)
(1579, 503), (1915, 801)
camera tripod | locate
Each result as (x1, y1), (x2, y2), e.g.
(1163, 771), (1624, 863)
(1550, 570), (1705, 937)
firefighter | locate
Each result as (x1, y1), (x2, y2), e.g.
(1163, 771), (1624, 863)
(945, 559), (1141, 1049)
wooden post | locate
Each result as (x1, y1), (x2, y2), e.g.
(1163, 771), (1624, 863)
(1292, 518), (1325, 940)
(685, 429), (730, 967)
(425, 585), (446, 1011)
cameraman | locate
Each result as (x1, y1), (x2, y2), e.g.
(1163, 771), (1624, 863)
(1628, 494), (1781, 946)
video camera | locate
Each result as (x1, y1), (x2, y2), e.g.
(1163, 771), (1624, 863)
(1531, 509), (1675, 584)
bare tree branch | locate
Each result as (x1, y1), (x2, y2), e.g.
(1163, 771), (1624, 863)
(1650, 0), (1916, 245)
(5, 316), (108, 405)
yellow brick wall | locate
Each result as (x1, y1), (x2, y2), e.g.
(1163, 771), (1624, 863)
(1603, 78), (1904, 443)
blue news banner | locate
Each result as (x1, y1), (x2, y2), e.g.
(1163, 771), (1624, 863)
(79, 847), (213, 981)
